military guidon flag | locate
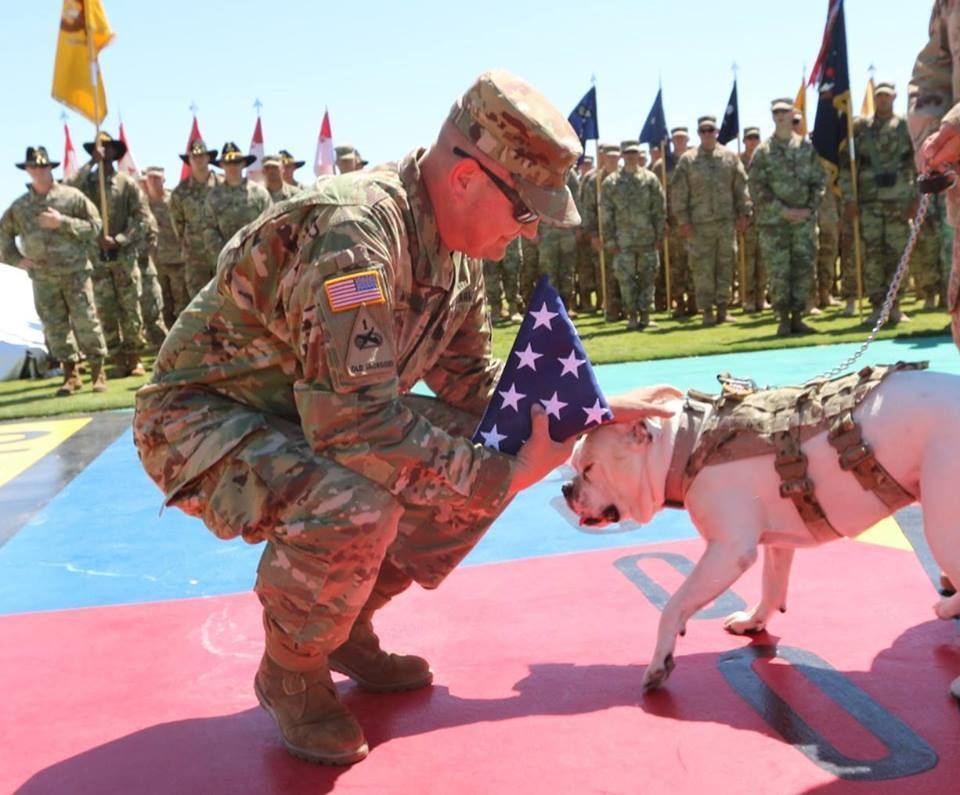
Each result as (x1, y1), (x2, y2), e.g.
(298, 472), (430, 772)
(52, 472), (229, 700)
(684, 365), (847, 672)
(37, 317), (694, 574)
(473, 275), (612, 455)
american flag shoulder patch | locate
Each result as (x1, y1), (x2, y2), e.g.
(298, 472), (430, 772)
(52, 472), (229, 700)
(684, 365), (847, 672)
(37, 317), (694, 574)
(324, 269), (386, 313)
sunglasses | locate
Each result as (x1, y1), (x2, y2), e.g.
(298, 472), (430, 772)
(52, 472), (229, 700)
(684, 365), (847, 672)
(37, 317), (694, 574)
(453, 147), (539, 224)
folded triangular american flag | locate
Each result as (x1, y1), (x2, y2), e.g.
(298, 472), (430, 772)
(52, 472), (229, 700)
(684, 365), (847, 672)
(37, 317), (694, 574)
(472, 275), (612, 455)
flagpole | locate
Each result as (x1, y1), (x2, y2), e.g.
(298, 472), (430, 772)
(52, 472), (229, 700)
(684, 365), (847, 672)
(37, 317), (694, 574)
(595, 138), (608, 319)
(732, 64), (746, 309)
(845, 103), (865, 322)
(659, 136), (672, 311)
(84, 0), (109, 237)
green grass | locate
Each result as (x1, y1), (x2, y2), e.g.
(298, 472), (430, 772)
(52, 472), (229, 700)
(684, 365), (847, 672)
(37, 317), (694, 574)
(0, 296), (951, 422)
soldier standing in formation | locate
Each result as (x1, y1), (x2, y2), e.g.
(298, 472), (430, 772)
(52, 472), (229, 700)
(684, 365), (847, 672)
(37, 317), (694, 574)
(663, 126), (698, 318)
(170, 138), (222, 298)
(202, 142), (271, 263)
(841, 82), (917, 325)
(1, 146), (108, 395)
(279, 149), (307, 189)
(483, 237), (525, 323)
(71, 132), (151, 376)
(580, 142), (623, 320)
(537, 166), (581, 315)
(749, 98), (825, 336)
(335, 145), (369, 175)
(739, 126), (766, 312)
(262, 154), (300, 203)
(601, 140), (666, 329)
(671, 115), (751, 325)
(143, 166), (189, 328)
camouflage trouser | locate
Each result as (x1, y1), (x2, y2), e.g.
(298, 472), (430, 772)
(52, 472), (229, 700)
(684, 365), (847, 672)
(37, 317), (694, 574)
(759, 219), (817, 313)
(517, 239), (541, 306)
(860, 204), (911, 307)
(537, 229), (577, 309)
(31, 268), (107, 363)
(937, 194), (954, 302)
(741, 222), (766, 309)
(950, 223), (960, 349)
(138, 391), (502, 664)
(612, 246), (659, 313)
(591, 248), (623, 320)
(815, 218), (839, 302)
(185, 255), (217, 298)
(910, 212), (943, 301)
(688, 220), (736, 310)
(839, 215), (863, 300)
(656, 229), (694, 310)
(92, 256), (145, 355)
(138, 255), (169, 348)
(158, 260), (190, 328)
(575, 234), (596, 309)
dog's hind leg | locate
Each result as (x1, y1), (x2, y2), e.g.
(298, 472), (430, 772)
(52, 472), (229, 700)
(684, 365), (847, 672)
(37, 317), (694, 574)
(918, 446), (960, 622)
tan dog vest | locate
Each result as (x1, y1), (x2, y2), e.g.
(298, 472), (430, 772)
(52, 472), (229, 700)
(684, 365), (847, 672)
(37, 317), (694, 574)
(663, 362), (925, 543)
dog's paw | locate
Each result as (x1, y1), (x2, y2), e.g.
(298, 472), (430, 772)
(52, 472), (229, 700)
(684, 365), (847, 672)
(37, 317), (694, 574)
(723, 610), (766, 635)
(933, 593), (960, 621)
(641, 653), (675, 692)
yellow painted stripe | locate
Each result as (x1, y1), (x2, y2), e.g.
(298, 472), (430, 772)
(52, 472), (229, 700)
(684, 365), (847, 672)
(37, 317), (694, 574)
(854, 516), (912, 551)
(0, 418), (91, 488)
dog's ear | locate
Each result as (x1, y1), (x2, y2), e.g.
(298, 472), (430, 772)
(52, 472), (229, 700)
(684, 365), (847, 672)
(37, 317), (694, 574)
(631, 419), (653, 445)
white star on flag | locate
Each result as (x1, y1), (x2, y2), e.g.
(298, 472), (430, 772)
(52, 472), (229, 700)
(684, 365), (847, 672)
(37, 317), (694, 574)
(582, 399), (610, 426)
(498, 383), (525, 411)
(479, 424), (508, 450)
(514, 343), (542, 371)
(557, 349), (585, 378)
(540, 391), (568, 419)
(529, 302), (558, 330)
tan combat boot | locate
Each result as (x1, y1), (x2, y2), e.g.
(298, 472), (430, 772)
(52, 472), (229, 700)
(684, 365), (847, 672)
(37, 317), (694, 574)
(790, 310), (817, 335)
(701, 307), (716, 327)
(255, 652), (369, 765)
(125, 352), (147, 377)
(841, 299), (856, 317)
(625, 311), (640, 331)
(329, 561), (432, 693)
(716, 303), (736, 323)
(639, 310), (657, 329)
(89, 360), (108, 393)
(776, 310), (792, 337)
(55, 362), (84, 396)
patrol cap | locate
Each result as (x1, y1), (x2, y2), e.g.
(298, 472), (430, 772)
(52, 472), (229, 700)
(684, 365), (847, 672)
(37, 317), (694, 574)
(216, 141), (256, 168)
(743, 127), (761, 140)
(335, 144), (369, 166)
(620, 140), (642, 154)
(697, 115), (717, 131)
(581, 154), (594, 164)
(180, 138), (218, 164)
(145, 166), (165, 177)
(874, 81), (896, 96)
(260, 154), (282, 167)
(82, 131), (127, 161)
(279, 149), (305, 169)
(670, 126), (689, 138)
(771, 97), (795, 112)
(599, 142), (621, 156)
(447, 69), (583, 227)
(16, 146), (59, 170)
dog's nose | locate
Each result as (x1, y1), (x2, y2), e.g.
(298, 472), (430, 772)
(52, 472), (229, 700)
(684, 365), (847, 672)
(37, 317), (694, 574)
(602, 505), (621, 524)
(561, 482), (573, 499)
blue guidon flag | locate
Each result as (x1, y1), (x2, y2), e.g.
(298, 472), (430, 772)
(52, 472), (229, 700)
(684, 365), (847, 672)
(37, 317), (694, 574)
(473, 275), (613, 455)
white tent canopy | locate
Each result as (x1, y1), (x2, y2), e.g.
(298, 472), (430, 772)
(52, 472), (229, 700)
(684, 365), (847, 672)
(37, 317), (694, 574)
(0, 263), (47, 381)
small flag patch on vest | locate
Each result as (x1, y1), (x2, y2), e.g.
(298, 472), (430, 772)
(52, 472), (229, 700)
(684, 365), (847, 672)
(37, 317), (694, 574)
(324, 270), (386, 312)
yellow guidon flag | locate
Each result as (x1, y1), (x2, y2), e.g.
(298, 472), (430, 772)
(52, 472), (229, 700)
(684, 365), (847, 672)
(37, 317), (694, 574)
(51, 0), (115, 124)
(861, 77), (876, 118)
(793, 79), (808, 138)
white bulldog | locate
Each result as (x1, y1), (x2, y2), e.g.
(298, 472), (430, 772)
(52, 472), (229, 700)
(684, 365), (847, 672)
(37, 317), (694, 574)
(562, 369), (960, 696)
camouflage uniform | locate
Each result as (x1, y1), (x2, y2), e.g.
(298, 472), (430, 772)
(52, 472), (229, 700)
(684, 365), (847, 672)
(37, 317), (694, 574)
(71, 166), (151, 354)
(579, 164), (622, 319)
(148, 189), (189, 327)
(268, 182), (301, 203)
(516, 235), (542, 305)
(536, 170), (581, 309)
(671, 145), (752, 314)
(134, 156), (518, 670)
(815, 168), (841, 306)
(485, 238), (524, 318)
(138, 210), (169, 348)
(739, 149), (766, 311)
(600, 164), (665, 319)
(0, 183), (107, 363)
(911, 203), (944, 304)
(202, 178), (271, 263)
(840, 113), (916, 309)
(575, 169), (600, 310)
(170, 170), (223, 297)
(749, 132), (825, 314)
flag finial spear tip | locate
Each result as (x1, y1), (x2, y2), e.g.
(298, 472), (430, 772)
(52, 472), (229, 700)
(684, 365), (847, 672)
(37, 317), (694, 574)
(189, 101), (198, 116)
(253, 98), (263, 114)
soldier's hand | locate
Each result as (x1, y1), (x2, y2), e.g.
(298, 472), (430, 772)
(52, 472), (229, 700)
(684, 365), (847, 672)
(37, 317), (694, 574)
(843, 202), (859, 222)
(19, 258), (35, 270)
(679, 224), (693, 239)
(37, 208), (64, 230)
(101, 235), (119, 251)
(509, 405), (578, 496)
(736, 216), (751, 234)
(607, 385), (683, 422)
(918, 126), (960, 173)
(590, 236), (602, 252)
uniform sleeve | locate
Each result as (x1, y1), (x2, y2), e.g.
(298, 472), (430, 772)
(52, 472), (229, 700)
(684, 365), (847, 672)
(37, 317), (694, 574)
(651, 175), (666, 241)
(221, 203), (516, 518)
(748, 149), (780, 222)
(0, 204), (24, 268)
(908, 2), (956, 151)
(144, 204), (159, 253)
(599, 175), (617, 245)
(838, 122), (861, 203)
(169, 189), (186, 244)
(255, 184), (271, 212)
(61, 192), (102, 242)
(114, 180), (152, 250)
(202, 193), (225, 262)
(733, 155), (752, 218)
(670, 157), (691, 226)
(807, 144), (827, 211)
(580, 174), (599, 235)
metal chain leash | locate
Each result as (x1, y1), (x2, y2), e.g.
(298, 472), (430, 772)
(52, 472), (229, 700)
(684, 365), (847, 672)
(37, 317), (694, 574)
(811, 191), (932, 383)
